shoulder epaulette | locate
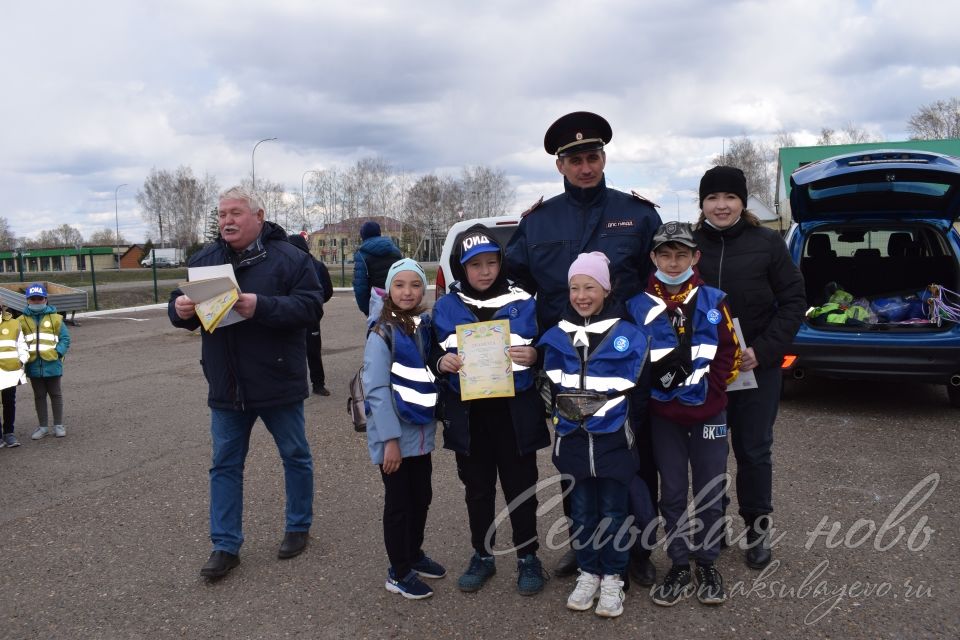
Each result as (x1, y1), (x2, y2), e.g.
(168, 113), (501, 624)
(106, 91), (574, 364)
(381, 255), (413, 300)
(520, 196), (544, 218)
(630, 190), (659, 208)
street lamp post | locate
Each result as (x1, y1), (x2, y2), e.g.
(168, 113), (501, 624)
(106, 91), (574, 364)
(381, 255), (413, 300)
(252, 137), (277, 190)
(115, 183), (127, 270)
(301, 169), (321, 223)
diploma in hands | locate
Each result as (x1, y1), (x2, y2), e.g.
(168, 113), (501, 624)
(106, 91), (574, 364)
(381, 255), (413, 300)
(456, 319), (515, 401)
(179, 264), (245, 333)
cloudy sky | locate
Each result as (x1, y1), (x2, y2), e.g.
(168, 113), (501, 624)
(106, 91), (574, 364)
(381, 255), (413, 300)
(3, 0), (959, 243)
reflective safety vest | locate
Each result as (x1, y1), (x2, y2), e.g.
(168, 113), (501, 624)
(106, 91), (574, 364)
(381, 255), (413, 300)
(0, 314), (26, 389)
(433, 285), (537, 393)
(626, 286), (725, 406)
(21, 313), (62, 363)
(538, 317), (647, 436)
(388, 316), (437, 426)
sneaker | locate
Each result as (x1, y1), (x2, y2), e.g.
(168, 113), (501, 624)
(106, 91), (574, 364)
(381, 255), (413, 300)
(458, 552), (496, 592)
(651, 565), (694, 607)
(411, 554), (446, 579)
(2, 433), (20, 448)
(53, 425), (67, 438)
(566, 570), (601, 611)
(517, 554), (548, 596)
(695, 563), (727, 604)
(385, 568), (433, 600)
(31, 427), (49, 440)
(595, 574), (626, 618)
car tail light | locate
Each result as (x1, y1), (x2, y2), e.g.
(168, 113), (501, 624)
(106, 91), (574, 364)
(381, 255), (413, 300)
(435, 267), (446, 301)
(781, 355), (798, 369)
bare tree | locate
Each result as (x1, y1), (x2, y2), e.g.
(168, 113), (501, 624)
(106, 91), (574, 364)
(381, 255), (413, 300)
(403, 174), (463, 260)
(137, 167), (174, 246)
(37, 224), (83, 248)
(0, 218), (15, 251)
(461, 166), (515, 219)
(816, 123), (880, 145)
(244, 177), (298, 232)
(138, 167), (218, 249)
(89, 228), (126, 245)
(712, 137), (774, 206)
(907, 97), (960, 140)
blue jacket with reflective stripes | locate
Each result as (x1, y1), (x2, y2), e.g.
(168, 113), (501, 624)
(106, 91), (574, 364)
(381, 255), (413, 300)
(431, 285), (549, 455)
(538, 314), (648, 485)
(433, 285), (538, 393)
(363, 315), (438, 465)
(626, 286), (725, 406)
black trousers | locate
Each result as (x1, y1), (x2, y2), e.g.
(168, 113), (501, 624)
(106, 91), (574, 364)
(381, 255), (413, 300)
(305, 324), (325, 388)
(455, 402), (539, 558)
(1, 386), (15, 435)
(727, 366), (781, 520)
(380, 453), (432, 578)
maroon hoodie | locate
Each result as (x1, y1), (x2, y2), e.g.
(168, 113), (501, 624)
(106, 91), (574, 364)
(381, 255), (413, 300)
(645, 269), (741, 426)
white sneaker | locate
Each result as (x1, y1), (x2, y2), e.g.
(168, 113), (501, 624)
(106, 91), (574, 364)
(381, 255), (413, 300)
(31, 427), (49, 440)
(53, 425), (66, 438)
(566, 570), (601, 611)
(595, 574), (626, 618)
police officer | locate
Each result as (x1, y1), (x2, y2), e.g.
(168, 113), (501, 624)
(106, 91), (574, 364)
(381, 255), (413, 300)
(506, 111), (662, 584)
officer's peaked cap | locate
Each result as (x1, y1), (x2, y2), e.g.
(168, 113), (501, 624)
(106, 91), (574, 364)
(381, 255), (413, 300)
(544, 111), (612, 156)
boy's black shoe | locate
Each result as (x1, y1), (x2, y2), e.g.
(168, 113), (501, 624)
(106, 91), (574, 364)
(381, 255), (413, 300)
(745, 516), (772, 569)
(694, 563), (727, 604)
(651, 565), (693, 607)
(629, 554), (657, 587)
(200, 551), (240, 579)
(278, 531), (310, 559)
(313, 385), (331, 396)
(553, 547), (579, 577)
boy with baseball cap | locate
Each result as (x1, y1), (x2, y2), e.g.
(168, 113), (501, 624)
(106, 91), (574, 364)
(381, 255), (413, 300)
(625, 223), (740, 607)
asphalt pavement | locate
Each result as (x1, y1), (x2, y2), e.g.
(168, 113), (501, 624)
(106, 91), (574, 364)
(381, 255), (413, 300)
(0, 293), (957, 639)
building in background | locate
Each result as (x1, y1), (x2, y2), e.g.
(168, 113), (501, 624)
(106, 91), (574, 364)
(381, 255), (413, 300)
(0, 246), (117, 274)
(306, 216), (404, 264)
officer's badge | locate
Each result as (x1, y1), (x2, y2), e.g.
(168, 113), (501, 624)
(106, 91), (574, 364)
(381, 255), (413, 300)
(575, 132), (583, 140)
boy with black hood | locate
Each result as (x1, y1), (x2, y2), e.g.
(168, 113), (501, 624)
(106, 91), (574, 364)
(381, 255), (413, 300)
(430, 224), (551, 596)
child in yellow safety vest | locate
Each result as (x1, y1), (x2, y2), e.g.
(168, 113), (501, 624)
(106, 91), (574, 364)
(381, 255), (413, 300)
(0, 305), (28, 448)
(19, 283), (71, 440)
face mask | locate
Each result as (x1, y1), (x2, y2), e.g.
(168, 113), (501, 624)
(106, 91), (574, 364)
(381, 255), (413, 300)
(27, 303), (46, 312)
(655, 267), (693, 286)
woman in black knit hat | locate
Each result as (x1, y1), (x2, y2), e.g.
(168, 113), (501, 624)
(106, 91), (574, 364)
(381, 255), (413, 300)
(692, 166), (806, 570)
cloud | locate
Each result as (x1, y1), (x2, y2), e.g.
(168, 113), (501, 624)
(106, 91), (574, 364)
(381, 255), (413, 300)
(2, 0), (960, 241)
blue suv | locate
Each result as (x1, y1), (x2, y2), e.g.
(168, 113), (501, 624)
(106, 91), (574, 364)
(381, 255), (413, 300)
(783, 149), (960, 406)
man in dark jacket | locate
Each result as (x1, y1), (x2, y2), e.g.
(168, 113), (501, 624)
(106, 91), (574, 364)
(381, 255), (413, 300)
(288, 233), (333, 396)
(353, 220), (402, 316)
(505, 111), (662, 584)
(170, 186), (323, 580)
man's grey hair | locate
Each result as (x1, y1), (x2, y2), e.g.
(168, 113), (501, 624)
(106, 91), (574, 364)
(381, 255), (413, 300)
(219, 186), (265, 214)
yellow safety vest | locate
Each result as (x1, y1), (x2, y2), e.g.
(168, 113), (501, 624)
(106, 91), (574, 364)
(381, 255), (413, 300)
(20, 313), (62, 363)
(0, 314), (25, 372)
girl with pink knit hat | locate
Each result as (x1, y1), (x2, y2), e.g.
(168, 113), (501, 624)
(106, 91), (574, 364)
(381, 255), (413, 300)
(537, 251), (651, 618)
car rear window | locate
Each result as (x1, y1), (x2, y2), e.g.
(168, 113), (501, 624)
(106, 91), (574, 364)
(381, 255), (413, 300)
(804, 226), (951, 258)
(809, 181), (952, 200)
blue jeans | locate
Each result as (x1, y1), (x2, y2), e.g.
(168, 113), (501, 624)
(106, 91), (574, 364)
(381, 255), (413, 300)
(209, 402), (314, 554)
(570, 477), (630, 576)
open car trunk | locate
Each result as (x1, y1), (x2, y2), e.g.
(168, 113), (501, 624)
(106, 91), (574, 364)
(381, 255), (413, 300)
(800, 222), (958, 330)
